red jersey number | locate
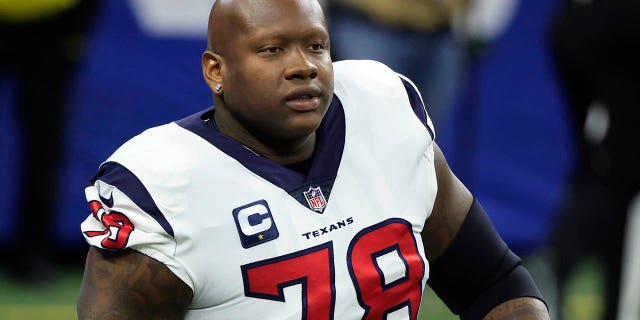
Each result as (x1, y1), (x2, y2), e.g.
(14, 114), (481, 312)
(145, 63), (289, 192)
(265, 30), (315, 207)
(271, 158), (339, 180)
(241, 219), (424, 320)
(84, 200), (135, 250)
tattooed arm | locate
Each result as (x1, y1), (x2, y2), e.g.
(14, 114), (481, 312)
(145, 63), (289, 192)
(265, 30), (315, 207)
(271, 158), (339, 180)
(77, 247), (192, 320)
(422, 144), (549, 319)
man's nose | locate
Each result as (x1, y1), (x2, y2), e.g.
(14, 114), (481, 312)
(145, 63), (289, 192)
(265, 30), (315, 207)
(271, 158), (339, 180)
(284, 47), (318, 80)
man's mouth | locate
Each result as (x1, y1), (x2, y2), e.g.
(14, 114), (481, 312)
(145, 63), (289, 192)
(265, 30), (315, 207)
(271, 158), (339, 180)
(285, 88), (322, 111)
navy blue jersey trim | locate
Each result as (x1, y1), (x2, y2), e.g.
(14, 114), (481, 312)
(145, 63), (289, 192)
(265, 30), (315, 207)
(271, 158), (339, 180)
(305, 96), (345, 185)
(91, 162), (175, 237)
(400, 77), (435, 140)
(175, 97), (345, 203)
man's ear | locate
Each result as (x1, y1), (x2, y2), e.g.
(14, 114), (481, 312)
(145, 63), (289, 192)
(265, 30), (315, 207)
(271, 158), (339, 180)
(202, 50), (224, 93)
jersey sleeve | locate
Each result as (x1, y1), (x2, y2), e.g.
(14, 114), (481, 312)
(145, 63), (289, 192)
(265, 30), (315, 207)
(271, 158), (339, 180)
(397, 73), (436, 141)
(80, 161), (194, 291)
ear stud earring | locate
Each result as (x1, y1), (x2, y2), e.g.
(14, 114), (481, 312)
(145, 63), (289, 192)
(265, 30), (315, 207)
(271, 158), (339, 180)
(215, 83), (222, 92)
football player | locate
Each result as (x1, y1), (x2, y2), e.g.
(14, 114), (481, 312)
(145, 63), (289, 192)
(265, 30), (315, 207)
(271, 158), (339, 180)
(77, 0), (549, 319)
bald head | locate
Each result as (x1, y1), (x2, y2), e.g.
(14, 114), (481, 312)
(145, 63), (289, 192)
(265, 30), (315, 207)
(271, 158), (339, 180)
(200, 0), (334, 164)
(206, 0), (326, 52)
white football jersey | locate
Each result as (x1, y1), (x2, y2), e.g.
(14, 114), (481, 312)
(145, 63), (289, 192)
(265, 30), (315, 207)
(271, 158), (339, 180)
(81, 60), (437, 320)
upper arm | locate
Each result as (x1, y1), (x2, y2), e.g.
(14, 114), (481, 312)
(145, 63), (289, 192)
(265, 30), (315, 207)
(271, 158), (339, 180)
(421, 142), (473, 260)
(77, 246), (192, 320)
(79, 159), (195, 319)
(398, 72), (465, 259)
(420, 144), (550, 319)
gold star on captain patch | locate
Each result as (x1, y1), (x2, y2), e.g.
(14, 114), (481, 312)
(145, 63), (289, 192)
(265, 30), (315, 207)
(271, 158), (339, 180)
(258, 234), (264, 240)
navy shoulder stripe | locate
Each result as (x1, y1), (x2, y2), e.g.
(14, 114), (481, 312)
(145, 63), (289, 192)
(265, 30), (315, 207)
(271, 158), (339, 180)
(91, 162), (175, 237)
(400, 77), (435, 140)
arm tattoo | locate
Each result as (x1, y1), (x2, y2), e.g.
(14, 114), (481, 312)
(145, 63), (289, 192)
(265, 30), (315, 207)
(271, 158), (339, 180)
(78, 248), (192, 320)
(484, 297), (550, 320)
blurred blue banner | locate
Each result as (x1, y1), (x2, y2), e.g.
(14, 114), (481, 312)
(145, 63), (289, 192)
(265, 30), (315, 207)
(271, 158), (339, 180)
(0, 0), (572, 256)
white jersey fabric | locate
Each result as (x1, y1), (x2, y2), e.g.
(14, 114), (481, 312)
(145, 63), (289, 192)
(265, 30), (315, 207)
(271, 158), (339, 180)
(81, 60), (438, 320)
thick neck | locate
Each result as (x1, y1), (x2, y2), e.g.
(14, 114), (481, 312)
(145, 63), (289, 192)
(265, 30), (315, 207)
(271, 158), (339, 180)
(213, 106), (316, 165)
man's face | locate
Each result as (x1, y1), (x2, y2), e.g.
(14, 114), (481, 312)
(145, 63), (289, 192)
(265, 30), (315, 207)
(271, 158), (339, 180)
(216, 0), (333, 144)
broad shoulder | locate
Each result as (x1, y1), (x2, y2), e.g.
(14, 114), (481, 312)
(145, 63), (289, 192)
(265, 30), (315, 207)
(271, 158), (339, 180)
(333, 59), (395, 73)
(108, 108), (212, 163)
(333, 59), (398, 84)
(332, 59), (407, 100)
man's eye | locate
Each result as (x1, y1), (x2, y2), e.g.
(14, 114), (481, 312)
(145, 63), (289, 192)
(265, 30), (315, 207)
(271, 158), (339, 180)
(260, 47), (282, 55)
(309, 43), (324, 51)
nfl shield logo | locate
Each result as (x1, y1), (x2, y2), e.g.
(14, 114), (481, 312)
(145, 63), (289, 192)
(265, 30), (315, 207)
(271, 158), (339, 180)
(303, 186), (327, 213)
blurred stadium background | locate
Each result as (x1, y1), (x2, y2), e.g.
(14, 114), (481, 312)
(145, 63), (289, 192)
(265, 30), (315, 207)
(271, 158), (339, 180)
(0, 0), (631, 319)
